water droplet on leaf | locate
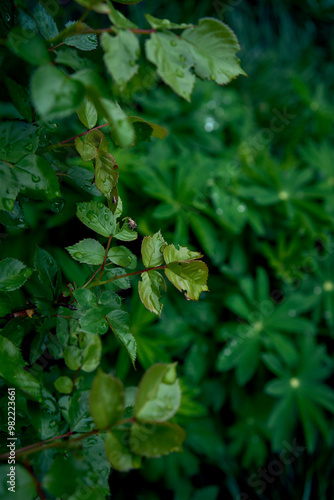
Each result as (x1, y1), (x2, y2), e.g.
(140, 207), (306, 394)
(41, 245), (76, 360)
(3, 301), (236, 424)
(32, 175), (40, 183)
(176, 69), (184, 78)
(74, 252), (83, 259)
(170, 39), (177, 47)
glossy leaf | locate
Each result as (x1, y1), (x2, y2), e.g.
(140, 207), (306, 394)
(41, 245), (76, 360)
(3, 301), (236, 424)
(130, 421), (186, 457)
(64, 21), (98, 51)
(108, 246), (137, 268)
(77, 201), (116, 237)
(138, 270), (167, 316)
(106, 310), (137, 366)
(141, 230), (167, 268)
(77, 97), (98, 129)
(0, 121), (38, 162)
(66, 238), (105, 265)
(54, 376), (73, 394)
(105, 431), (141, 471)
(0, 258), (33, 292)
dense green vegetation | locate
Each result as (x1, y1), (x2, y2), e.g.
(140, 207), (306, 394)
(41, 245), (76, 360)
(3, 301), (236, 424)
(0, 0), (334, 499)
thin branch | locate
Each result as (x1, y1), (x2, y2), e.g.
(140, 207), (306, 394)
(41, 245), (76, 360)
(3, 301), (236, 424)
(59, 123), (109, 145)
(86, 265), (168, 289)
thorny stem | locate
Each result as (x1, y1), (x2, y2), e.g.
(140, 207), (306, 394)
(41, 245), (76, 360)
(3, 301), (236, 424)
(86, 265), (168, 289)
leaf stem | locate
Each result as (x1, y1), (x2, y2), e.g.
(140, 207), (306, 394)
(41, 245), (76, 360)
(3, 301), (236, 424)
(99, 235), (113, 279)
(86, 265), (168, 289)
(59, 123), (110, 145)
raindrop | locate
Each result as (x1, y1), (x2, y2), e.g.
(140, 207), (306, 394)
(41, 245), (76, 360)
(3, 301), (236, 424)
(3, 199), (14, 211)
(24, 143), (34, 152)
(210, 74), (216, 80)
(74, 252), (83, 259)
(176, 69), (184, 78)
(179, 55), (186, 62)
(32, 175), (40, 183)
(87, 211), (96, 221)
(104, 215), (109, 221)
(170, 40), (177, 47)
(5, 13), (11, 22)
(98, 202), (104, 208)
(237, 204), (246, 213)
(129, 60), (136, 67)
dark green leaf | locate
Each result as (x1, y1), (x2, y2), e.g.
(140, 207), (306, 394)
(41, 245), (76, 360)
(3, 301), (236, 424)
(89, 369), (125, 429)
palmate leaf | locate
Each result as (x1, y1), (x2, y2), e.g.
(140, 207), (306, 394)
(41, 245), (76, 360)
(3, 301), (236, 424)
(102, 30), (140, 90)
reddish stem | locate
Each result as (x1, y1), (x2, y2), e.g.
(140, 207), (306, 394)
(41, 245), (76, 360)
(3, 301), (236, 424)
(59, 124), (109, 145)
(22, 460), (46, 500)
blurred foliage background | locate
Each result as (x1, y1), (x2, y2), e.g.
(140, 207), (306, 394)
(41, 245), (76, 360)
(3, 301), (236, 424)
(1, 0), (334, 498)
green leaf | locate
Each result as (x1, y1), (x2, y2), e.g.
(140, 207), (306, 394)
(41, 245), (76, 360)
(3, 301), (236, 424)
(54, 376), (73, 394)
(0, 162), (19, 211)
(113, 220), (138, 241)
(182, 18), (246, 85)
(134, 363), (181, 422)
(0, 335), (42, 401)
(141, 231), (167, 268)
(99, 98), (135, 148)
(138, 270), (167, 316)
(0, 121), (38, 162)
(69, 390), (95, 432)
(163, 244), (208, 300)
(106, 310), (136, 366)
(108, 3), (138, 29)
(0, 258), (33, 292)
(95, 149), (119, 199)
(81, 333), (102, 372)
(0, 292), (12, 317)
(79, 307), (109, 335)
(33, 4), (59, 39)
(130, 421), (186, 457)
(145, 31), (195, 101)
(64, 21), (98, 51)
(102, 31), (140, 90)
(0, 464), (37, 500)
(66, 238), (105, 265)
(145, 14), (193, 30)
(163, 244), (203, 264)
(15, 155), (62, 203)
(129, 116), (168, 142)
(77, 201), (116, 237)
(108, 246), (137, 268)
(77, 97), (98, 129)
(64, 345), (82, 370)
(8, 27), (50, 65)
(105, 431), (141, 471)
(74, 0), (111, 13)
(89, 369), (125, 429)
(34, 246), (59, 297)
(5, 77), (33, 122)
(31, 65), (85, 120)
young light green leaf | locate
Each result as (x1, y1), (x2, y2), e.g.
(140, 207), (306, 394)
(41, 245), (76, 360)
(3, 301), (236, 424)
(108, 246), (137, 269)
(165, 260), (209, 300)
(106, 310), (136, 367)
(141, 231), (167, 268)
(74, 0), (111, 13)
(113, 220), (138, 241)
(138, 270), (167, 316)
(33, 4), (59, 40)
(130, 421), (186, 457)
(108, 2), (138, 29)
(134, 363), (181, 422)
(64, 21), (98, 51)
(182, 18), (246, 85)
(89, 369), (125, 429)
(99, 98), (135, 148)
(77, 97), (98, 129)
(77, 201), (116, 237)
(105, 431), (141, 472)
(145, 14), (193, 30)
(163, 244), (203, 264)
(75, 137), (97, 162)
(81, 333), (102, 372)
(31, 65), (85, 120)
(64, 346), (82, 370)
(0, 258), (33, 292)
(95, 149), (119, 199)
(66, 238), (105, 265)
(102, 31), (140, 90)
(0, 122), (38, 163)
(54, 376), (73, 394)
(0, 335), (42, 401)
(145, 31), (195, 101)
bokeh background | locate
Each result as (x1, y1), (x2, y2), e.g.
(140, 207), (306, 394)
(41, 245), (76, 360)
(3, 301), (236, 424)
(1, 0), (334, 498)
